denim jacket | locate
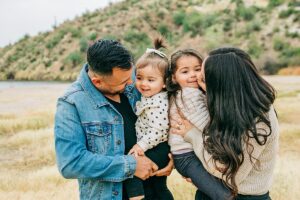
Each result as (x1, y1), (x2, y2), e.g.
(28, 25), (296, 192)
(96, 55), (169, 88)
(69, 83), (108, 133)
(54, 64), (141, 200)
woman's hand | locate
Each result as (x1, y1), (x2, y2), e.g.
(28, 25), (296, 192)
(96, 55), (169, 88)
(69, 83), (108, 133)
(170, 116), (193, 137)
(153, 153), (174, 176)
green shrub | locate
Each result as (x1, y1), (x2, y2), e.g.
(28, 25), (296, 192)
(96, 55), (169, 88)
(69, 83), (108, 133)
(279, 8), (294, 18)
(157, 23), (169, 36)
(262, 60), (287, 74)
(223, 18), (233, 32)
(88, 32), (97, 41)
(273, 39), (288, 51)
(46, 32), (65, 49)
(173, 11), (186, 26)
(79, 37), (88, 52)
(66, 51), (84, 68)
(247, 40), (262, 58)
(281, 47), (300, 58)
(235, 5), (255, 21)
(268, 0), (284, 8)
(246, 20), (261, 32)
(183, 12), (204, 36)
(124, 31), (150, 45)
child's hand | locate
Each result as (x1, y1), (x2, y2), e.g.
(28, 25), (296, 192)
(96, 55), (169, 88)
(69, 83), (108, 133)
(129, 144), (144, 157)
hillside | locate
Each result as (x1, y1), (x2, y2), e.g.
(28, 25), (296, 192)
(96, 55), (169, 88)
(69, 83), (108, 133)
(0, 0), (299, 81)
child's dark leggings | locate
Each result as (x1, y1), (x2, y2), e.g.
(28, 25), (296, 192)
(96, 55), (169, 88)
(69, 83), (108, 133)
(173, 151), (232, 200)
(123, 141), (173, 200)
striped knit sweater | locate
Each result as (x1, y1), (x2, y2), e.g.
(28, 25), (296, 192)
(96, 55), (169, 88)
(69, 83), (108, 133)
(179, 88), (280, 195)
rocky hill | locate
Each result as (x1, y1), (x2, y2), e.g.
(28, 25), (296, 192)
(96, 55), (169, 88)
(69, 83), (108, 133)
(0, 0), (299, 80)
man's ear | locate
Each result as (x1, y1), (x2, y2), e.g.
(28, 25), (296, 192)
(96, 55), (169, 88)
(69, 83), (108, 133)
(91, 76), (102, 88)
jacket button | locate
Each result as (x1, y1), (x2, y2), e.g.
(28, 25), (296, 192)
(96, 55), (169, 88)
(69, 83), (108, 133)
(113, 191), (119, 195)
(117, 140), (121, 145)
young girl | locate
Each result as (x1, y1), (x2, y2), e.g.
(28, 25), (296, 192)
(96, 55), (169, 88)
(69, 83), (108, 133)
(167, 49), (232, 200)
(123, 38), (173, 200)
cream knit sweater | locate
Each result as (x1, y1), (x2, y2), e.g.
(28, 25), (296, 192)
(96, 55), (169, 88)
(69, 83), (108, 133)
(180, 88), (279, 195)
(168, 88), (210, 153)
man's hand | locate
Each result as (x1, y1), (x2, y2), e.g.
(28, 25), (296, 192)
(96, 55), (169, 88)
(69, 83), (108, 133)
(134, 155), (158, 180)
(152, 153), (174, 177)
(128, 144), (144, 157)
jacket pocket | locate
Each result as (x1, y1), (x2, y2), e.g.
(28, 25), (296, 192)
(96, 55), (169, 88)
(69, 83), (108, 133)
(83, 122), (112, 154)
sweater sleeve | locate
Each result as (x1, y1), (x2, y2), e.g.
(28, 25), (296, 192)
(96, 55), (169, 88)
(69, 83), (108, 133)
(137, 100), (169, 151)
(177, 88), (210, 132)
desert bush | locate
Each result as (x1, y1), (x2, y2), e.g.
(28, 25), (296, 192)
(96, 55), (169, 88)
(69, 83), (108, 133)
(65, 51), (84, 68)
(273, 38), (288, 51)
(269, 0), (284, 8)
(157, 23), (169, 36)
(46, 32), (65, 49)
(235, 5), (256, 21)
(279, 8), (295, 18)
(173, 11), (185, 26)
(124, 30), (150, 45)
(183, 12), (204, 36)
(88, 32), (97, 41)
(247, 40), (262, 58)
(79, 37), (88, 53)
(246, 20), (261, 32)
(262, 60), (287, 74)
(223, 18), (233, 32)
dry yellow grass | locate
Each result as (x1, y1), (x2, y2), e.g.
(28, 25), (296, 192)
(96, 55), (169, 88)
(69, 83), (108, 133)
(0, 77), (299, 200)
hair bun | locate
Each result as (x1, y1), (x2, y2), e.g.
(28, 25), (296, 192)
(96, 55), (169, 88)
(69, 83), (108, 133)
(154, 37), (167, 50)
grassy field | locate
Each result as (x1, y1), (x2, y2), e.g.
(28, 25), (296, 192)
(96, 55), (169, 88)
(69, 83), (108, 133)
(0, 76), (299, 200)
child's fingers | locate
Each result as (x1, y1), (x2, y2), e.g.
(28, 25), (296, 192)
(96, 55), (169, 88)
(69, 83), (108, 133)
(128, 149), (134, 155)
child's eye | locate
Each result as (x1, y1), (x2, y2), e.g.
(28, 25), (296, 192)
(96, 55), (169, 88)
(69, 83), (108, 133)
(181, 71), (188, 74)
(195, 68), (201, 71)
(136, 77), (142, 80)
(148, 79), (155, 82)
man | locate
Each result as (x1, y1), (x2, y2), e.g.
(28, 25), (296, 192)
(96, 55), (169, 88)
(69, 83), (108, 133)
(54, 39), (173, 200)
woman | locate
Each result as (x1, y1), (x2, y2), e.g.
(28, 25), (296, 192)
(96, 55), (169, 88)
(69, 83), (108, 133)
(171, 47), (279, 200)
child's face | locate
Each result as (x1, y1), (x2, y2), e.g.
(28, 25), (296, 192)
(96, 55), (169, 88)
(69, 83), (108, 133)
(135, 65), (165, 97)
(173, 55), (202, 88)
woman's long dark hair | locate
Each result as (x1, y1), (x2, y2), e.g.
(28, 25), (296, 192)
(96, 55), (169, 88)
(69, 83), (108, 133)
(203, 47), (276, 196)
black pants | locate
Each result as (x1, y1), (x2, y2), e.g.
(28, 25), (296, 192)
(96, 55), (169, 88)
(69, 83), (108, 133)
(195, 190), (271, 200)
(123, 141), (173, 200)
(173, 151), (232, 200)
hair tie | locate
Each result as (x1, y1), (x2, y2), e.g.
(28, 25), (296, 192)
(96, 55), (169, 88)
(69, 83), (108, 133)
(146, 48), (167, 58)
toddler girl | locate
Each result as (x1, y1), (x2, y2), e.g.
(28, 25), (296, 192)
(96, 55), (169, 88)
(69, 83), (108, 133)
(167, 49), (232, 200)
(124, 38), (173, 200)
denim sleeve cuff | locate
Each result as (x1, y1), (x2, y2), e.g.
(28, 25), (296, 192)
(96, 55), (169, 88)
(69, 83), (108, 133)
(123, 155), (136, 178)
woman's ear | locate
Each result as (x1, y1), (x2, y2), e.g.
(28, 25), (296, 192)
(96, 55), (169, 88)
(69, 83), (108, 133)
(163, 84), (166, 88)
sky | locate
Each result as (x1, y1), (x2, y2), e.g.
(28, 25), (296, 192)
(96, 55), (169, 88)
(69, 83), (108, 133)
(0, 0), (120, 47)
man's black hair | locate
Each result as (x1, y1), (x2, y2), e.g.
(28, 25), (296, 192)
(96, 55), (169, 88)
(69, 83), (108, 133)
(87, 39), (133, 75)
